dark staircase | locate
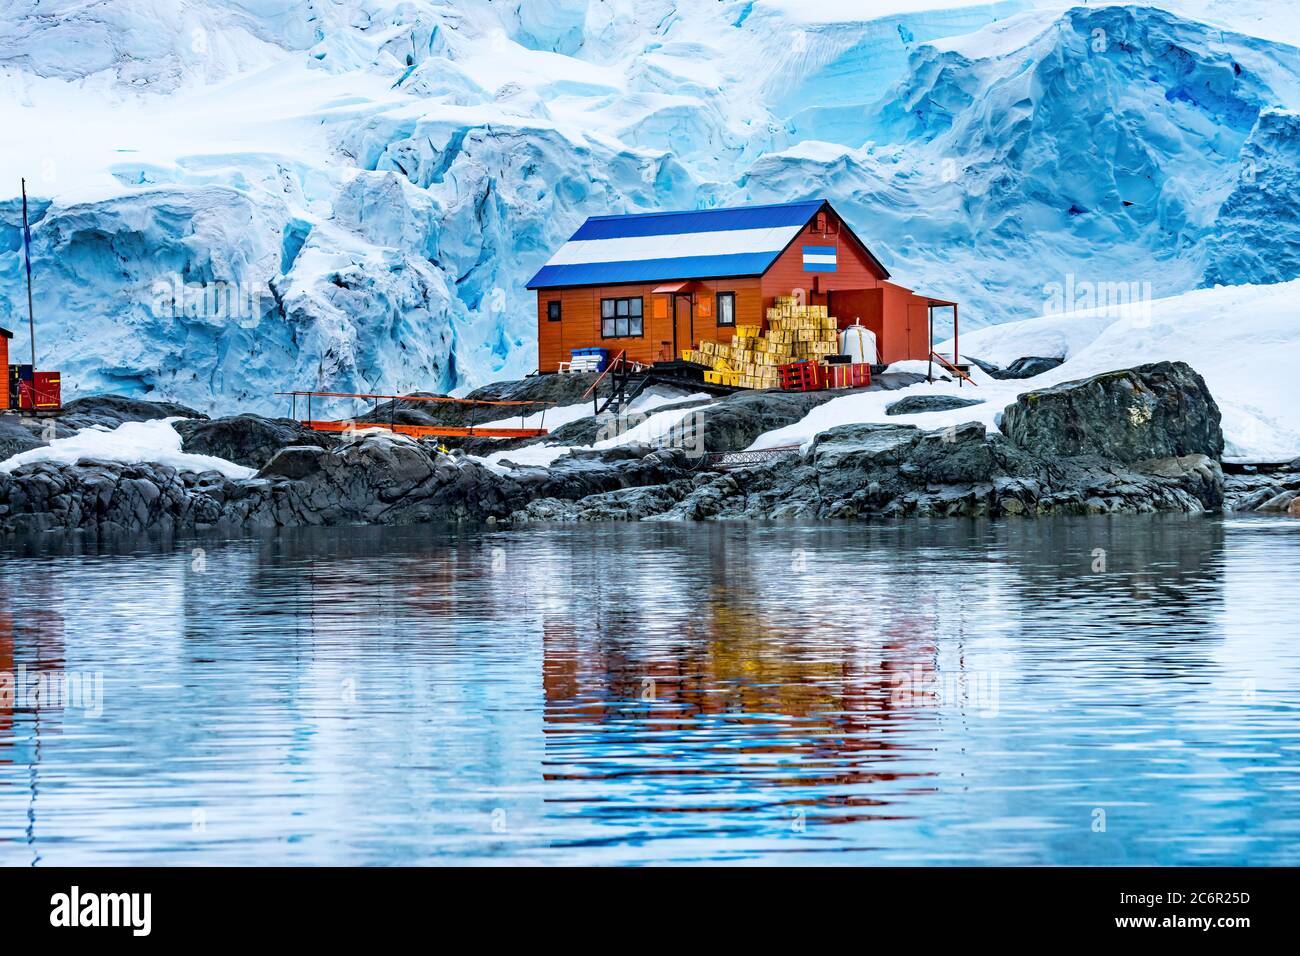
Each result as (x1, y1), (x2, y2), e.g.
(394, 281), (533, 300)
(594, 360), (651, 416)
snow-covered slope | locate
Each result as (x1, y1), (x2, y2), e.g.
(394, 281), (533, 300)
(0, 1), (1298, 413)
(752, 280), (1300, 462)
(0, 417), (255, 478)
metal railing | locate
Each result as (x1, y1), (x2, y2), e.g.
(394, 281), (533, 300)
(929, 351), (978, 386)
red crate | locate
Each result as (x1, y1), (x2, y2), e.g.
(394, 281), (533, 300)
(827, 362), (871, 389)
(778, 360), (826, 392)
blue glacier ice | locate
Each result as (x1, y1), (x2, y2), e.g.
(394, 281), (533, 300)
(0, 1), (1297, 413)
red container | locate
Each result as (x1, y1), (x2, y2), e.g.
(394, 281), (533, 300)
(827, 363), (871, 389)
(29, 371), (61, 411)
(778, 360), (826, 392)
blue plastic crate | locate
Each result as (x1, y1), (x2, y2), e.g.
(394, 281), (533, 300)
(570, 347), (609, 371)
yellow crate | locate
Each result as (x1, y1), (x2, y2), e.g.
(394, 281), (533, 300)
(705, 369), (739, 386)
(735, 324), (761, 338)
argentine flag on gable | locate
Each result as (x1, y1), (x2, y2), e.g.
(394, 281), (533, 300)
(802, 245), (836, 272)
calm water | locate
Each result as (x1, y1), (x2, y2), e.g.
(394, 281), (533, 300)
(2, 515), (1299, 866)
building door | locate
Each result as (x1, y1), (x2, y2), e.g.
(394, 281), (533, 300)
(673, 294), (693, 359)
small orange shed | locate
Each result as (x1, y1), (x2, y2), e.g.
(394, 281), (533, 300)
(0, 326), (10, 410)
(527, 198), (958, 372)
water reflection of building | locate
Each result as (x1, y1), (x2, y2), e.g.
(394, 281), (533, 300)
(0, 611), (12, 762)
(540, 581), (946, 821)
(0, 587), (67, 763)
(0, 578), (66, 863)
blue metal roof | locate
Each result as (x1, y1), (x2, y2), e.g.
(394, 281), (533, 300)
(527, 199), (832, 289)
(569, 200), (824, 241)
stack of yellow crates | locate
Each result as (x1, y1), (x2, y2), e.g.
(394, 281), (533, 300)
(766, 297), (839, 362)
(681, 297), (840, 389)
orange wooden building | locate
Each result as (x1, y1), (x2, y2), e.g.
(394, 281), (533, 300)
(528, 199), (957, 372)
(0, 326), (10, 410)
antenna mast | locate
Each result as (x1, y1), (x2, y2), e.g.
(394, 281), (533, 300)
(20, 177), (36, 368)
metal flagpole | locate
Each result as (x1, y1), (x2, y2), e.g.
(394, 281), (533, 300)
(21, 178), (36, 369)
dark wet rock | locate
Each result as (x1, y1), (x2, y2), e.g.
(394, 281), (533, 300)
(885, 394), (985, 416)
(1223, 461), (1300, 512)
(964, 356), (1002, 377)
(0, 431), (699, 536)
(453, 389), (710, 457)
(1258, 489), (1299, 512)
(175, 415), (337, 469)
(0, 363), (1232, 536)
(668, 389), (841, 454)
(0, 416), (46, 460)
(513, 481), (695, 523)
(57, 394), (208, 430)
(515, 414), (1224, 524)
(420, 374), (927, 458)
(0, 457), (199, 538)
(999, 356), (1065, 379)
(506, 445), (696, 504)
(869, 372), (930, 391)
(1001, 361), (1223, 464)
(358, 372), (602, 429)
(964, 356), (1065, 380)
(466, 372), (603, 409)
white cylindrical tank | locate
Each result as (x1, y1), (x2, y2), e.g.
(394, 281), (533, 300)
(839, 324), (877, 364)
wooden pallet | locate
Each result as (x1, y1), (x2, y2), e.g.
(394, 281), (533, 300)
(778, 360), (826, 392)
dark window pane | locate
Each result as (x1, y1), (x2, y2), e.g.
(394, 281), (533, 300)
(548, 301), (561, 321)
(602, 318), (616, 337)
(718, 293), (735, 325)
(602, 299), (615, 318)
(630, 298), (642, 316)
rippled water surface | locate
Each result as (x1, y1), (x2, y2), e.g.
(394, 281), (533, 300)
(2, 515), (1299, 865)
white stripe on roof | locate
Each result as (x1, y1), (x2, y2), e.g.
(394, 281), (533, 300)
(545, 225), (803, 267)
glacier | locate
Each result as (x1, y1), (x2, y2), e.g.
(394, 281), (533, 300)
(0, 0), (1298, 414)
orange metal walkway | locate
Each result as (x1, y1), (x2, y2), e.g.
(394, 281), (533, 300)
(300, 420), (548, 439)
(278, 390), (553, 440)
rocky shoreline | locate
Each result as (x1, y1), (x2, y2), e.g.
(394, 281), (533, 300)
(0, 360), (1293, 538)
